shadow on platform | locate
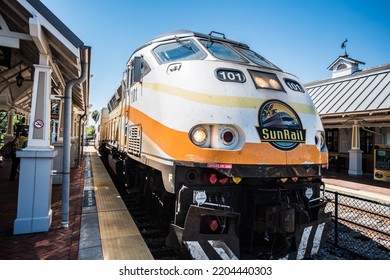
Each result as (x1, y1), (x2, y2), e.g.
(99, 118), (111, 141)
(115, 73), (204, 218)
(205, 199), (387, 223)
(0, 157), (84, 260)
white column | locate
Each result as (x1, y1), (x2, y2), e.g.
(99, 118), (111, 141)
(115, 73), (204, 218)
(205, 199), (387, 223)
(27, 64), (52, 148)
(14, 63), (57, 234)
(348, 121), (363, 176)
(4, 109), (15, 143)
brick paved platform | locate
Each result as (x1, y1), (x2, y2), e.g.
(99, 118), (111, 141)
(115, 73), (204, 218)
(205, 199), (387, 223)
(0, 154), (84, 260)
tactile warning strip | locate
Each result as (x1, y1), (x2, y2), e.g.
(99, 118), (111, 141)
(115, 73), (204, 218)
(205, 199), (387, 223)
(89, 151), (154, 260)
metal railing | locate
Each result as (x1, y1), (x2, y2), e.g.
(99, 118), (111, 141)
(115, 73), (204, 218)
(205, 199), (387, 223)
(324, 190), (390, 260)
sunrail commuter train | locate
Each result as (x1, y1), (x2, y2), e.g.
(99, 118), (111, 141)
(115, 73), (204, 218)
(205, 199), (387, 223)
(97, 30), (331, 260)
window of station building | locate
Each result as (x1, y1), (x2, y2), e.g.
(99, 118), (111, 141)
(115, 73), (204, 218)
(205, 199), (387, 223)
(337, 63), (347, 70)
(360, 128), (374, 154)
(326, 129), (338, 152)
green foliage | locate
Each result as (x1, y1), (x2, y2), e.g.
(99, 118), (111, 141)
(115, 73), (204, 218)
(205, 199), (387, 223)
(0, 112), (7, 141)
(86, 125), (95, 137)
(0, 113), (27, 141)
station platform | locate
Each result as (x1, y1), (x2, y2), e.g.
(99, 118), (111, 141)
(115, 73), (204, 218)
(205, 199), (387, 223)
(0, 147), (389, 260)
(0, 146), (153, 260)
(323, 170), (390, 203)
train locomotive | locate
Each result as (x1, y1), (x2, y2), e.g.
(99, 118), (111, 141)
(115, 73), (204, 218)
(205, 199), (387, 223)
(97, 30), (330, 260)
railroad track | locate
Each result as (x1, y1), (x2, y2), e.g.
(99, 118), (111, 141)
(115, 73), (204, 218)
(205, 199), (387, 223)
(323, 190), (390, 259)
(336, 203), (389, 240)
(120, 189), (179, 260)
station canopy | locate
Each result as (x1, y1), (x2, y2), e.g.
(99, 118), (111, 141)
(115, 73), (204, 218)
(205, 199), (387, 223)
(0, 0), (90, 116)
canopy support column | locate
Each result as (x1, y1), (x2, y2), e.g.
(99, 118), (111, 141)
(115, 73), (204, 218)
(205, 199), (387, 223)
(14, 63), (57, 234)
(348, 120), (363, 176)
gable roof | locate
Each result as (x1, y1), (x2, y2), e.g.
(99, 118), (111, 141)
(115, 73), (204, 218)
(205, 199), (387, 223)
(327, 55), (365, 70)
(305, 63), (390, 116)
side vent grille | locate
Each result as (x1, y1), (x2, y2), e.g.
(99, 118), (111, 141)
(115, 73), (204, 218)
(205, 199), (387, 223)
(128, 125), (141, 157)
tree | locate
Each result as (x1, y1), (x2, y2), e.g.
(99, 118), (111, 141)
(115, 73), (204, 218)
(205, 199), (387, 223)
(0, 112), (7, 142)
(86, 125), (95, 138)
(91, 110), (99, 123)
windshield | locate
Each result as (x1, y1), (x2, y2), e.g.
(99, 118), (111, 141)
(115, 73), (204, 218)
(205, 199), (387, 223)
(199, 40), (246, 63)
(153, 40), (206, 63)
(235, 47), (280, 70)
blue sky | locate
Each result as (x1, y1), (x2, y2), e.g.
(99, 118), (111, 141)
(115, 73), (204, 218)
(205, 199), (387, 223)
(41, 0), (390, 122)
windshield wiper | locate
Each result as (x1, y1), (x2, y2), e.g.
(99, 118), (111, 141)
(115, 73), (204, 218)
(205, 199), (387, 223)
(174, 36), (195, 52)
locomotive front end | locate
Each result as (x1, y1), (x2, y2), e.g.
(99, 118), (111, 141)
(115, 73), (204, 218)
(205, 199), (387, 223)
(123, 31), (330, 259)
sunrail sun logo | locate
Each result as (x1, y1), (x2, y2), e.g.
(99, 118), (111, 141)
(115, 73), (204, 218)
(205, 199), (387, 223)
(256, 100), (306, 151)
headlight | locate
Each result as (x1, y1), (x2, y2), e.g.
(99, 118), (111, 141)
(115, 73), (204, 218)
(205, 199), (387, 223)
(190, 124), (243, 150)
(315, 130), (326, 151)
(220, 126), (238, 147)
(248, 70), (284, 91)
(190, 126), (210, 147)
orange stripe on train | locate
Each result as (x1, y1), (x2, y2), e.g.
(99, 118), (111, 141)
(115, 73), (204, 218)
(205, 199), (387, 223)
(128, 106), (326, 165)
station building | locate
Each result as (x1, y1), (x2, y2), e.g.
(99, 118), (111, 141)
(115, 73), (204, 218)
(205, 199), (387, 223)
(0, 0), (91, 234)
(305, 54), (390, 178)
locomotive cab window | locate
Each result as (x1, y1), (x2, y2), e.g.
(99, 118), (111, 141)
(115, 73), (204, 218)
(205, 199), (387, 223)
(234, 47), (280, 70)
(199, 40), (246, 63)
(153, 40), (206, 64)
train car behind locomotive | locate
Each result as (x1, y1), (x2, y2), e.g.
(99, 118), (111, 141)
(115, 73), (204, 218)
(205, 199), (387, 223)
(98, 30), (331, 260)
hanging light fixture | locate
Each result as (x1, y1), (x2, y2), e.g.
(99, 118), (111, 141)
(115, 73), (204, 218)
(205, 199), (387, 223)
(16, 72), (24, 87)
(16, 52), (24, 87)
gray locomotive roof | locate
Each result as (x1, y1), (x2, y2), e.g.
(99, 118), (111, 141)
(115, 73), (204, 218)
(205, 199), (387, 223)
(128, 30), (250, 64)
(138, 30), (249, 50)
(150, 30), (248, 46)
(305, 63), (390, 116)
